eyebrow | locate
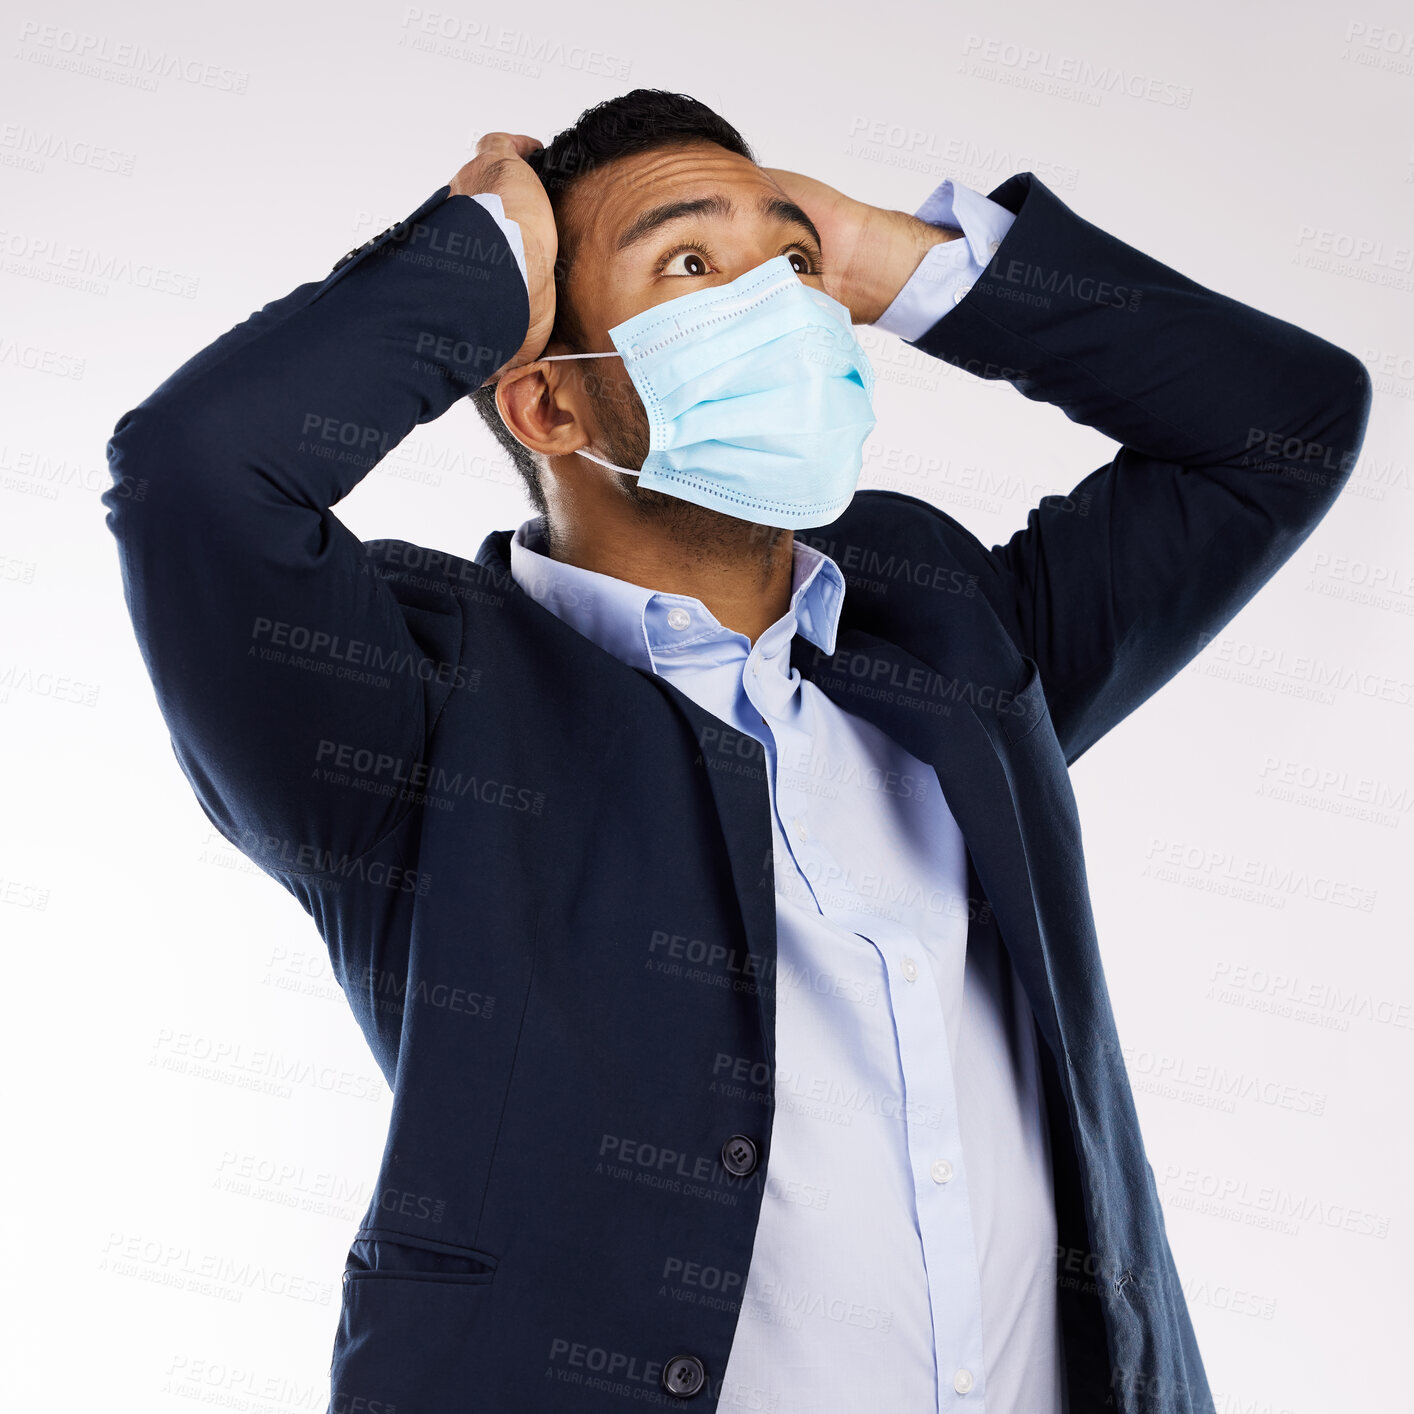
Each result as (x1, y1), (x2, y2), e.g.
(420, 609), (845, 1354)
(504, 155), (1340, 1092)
(614, 191), (823, 254)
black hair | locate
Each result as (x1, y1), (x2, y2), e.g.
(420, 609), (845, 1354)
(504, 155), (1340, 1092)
(467, 90), (755, 518)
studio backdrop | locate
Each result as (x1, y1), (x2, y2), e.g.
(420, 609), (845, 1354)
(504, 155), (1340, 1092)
(3, 0), (1410, 1408)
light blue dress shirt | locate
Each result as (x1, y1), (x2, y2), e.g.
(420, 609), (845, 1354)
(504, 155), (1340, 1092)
(873, 179), (1017, 339)
(490, 178), (1062, 1414)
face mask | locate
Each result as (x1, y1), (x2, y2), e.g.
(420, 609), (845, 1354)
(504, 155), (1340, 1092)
(539, 255), (876, 530)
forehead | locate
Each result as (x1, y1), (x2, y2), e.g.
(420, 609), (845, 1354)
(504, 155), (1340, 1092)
(564, 141), (779, 257)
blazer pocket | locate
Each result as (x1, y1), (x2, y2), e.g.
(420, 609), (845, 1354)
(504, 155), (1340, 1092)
(331, 1232), (498, 1399)
(343, 1226), (498, 1286)
(1002, 656), (1050, 747)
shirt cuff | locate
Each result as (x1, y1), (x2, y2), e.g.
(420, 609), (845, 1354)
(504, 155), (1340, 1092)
(872, 179), (1017, 341)
(466, 191), (528, 291)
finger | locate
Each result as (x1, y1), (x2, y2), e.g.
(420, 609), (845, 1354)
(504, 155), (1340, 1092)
(762, 166), (807, 191)
(475, 131), (543, 160)
(473, 131), (518, 158)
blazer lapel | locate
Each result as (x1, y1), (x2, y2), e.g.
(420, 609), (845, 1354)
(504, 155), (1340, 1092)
(790, 627), (1065, 1063)
(634, 676), (781, 1074)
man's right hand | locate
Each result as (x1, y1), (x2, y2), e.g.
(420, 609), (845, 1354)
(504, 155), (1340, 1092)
(447, 131), (557, 379)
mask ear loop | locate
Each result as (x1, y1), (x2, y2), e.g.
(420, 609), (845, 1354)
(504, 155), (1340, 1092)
(527, 351), (639, 476)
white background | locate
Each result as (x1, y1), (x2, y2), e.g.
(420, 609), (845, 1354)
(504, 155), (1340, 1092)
(4, 0), (1412, 1408)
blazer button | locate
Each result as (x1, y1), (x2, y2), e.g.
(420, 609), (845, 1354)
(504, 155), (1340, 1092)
(331, 226), (393, 273)
(331, 241), (368, 273)
(721, 1133), (758, 1176)
(662, 1353), (706, 1398)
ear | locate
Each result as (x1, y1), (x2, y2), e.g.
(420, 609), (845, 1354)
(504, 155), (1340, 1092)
(494, 362), (588, 458)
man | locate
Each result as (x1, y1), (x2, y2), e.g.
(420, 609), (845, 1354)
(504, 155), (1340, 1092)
(102, 89), (1370, 1414)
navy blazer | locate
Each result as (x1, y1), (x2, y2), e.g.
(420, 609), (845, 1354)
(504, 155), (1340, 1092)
(102, 172), (1371, 1414)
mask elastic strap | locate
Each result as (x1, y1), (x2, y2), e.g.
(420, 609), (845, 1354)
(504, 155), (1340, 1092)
(576, 447), (639, 477)
(530, 352), (638, 475)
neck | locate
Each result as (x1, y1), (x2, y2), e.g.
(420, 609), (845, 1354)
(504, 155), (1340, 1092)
(542, 498), (796, 647)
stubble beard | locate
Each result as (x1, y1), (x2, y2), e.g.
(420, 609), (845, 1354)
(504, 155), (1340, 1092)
(595, 371), (791, 590)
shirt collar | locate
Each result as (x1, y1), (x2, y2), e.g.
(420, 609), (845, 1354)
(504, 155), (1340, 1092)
(508, 515), (844, 674)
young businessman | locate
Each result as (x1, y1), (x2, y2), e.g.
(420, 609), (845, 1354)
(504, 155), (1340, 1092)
(103, 90), (1370, 1414)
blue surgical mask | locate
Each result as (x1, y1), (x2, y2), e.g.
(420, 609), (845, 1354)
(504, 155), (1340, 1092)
(539, 255), (876, 530)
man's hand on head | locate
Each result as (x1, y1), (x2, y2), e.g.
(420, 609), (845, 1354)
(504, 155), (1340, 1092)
(763, 168), (962, 326)
(447, 131), (558, 378)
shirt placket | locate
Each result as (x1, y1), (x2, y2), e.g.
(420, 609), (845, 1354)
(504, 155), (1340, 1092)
(853, 908), (989, 1412)
(743, 639), (821, 912)
(753, 657), (989, 1414)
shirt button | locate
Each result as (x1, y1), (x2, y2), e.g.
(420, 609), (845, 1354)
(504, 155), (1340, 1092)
(793, 817), (808, 842)
(721, 1133), (759, 1176)
(931, 1159), (954, 1184)
(666, 607), (691, 631)
(954, 1368), (974, 1394)
(662, 1354), (707, 1398)
(902, 956), (919, 983)
(988, 239), (1000, 255)
(953, 283), (972, 305)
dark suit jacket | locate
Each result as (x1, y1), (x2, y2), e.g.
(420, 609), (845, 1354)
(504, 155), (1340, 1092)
(102, 171), (1371, 1414)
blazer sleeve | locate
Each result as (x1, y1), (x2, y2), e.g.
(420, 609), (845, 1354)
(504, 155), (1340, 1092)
(905, 173), (1373, 765)
(100, 185), (529, 878)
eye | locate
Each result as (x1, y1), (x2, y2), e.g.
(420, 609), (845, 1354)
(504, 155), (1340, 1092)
(785, 247), (820, 276)
(660, 247), (713, 277)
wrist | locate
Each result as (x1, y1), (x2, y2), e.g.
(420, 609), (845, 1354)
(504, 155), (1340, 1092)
(851, 210), (961, 324)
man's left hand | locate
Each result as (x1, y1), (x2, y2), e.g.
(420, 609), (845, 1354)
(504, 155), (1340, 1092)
(764, 168), (961, 325)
